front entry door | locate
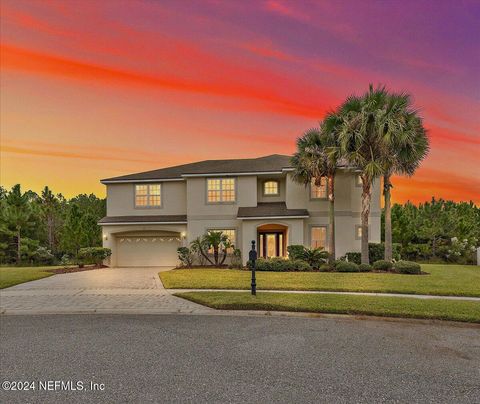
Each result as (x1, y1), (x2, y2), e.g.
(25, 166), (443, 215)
(259, 232), (284, 258)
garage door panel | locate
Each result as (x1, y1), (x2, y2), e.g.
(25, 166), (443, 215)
(116, 237), (180, 267)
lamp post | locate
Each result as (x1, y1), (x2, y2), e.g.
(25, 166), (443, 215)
(249, 240), (257, 295)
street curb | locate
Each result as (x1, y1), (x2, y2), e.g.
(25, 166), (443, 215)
(1, 308), (479, 328)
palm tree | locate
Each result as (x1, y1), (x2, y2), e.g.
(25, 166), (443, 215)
(291, 115), (342, 264)
(380, 93), (429, 261)
(337, 85), (388, 264)
(191, 231), (232, 267)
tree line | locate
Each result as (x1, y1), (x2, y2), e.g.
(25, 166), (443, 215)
(387, 198), (479, 264)
(0, 185), (105, 265)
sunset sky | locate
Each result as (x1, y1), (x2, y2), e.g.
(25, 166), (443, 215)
(1, 0), (479, 203)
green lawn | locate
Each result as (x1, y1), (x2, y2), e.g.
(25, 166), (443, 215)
(161, 264), (480, 297)
(0, 266), (59, 289)
(177, 292), (480, 323)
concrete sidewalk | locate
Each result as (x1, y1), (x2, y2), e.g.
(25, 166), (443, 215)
(169, 288), (480, 301)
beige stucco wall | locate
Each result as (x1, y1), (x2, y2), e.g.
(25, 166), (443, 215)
(186, 176), (257, 216)
(102, 170), (381, 265)
(106, 181), (187, 216)
(257, 177), (286, 203)
(286, 170), (381, 256)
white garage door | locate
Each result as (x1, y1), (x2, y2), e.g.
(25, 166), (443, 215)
(116, 236), (180, 267)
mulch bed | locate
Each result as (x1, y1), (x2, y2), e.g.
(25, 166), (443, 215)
(48, 265), (109, 274)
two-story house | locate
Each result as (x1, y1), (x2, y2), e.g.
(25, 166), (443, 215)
(99, 154), (381, 266)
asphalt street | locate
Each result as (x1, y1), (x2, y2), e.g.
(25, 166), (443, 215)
(1, 314), (479, 403)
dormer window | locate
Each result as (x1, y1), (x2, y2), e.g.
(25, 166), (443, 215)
(263, 180), (279, 196)
(135, 184), (161, 207)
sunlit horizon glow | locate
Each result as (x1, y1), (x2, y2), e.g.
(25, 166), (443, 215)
(1, 0), (479, 204)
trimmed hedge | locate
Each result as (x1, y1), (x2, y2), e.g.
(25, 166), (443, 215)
(345, 252), (361, 265)
(373, 260), (393, 271)
(286, 245), (305, 260)
(78, 247), (111, 266)
(358, 263), (373, 272)
(255, 258), (312, 272)
(336, 261), (360, 272)
(393, 260), (421, 274)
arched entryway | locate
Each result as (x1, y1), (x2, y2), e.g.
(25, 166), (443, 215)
(257, 224), (288, 258)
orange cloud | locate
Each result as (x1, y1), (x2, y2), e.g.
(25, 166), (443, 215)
(392, 168), (480, 204)
(1, 43), (329, 119)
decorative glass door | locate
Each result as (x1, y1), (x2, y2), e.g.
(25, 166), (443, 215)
(258, 232), (285, 258)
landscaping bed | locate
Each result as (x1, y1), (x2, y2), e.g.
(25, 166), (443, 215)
(176, 291), (480, 323)
(160, 264), (480, 297)
(48, 265), (108, 274)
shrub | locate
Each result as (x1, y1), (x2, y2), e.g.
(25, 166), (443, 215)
(32, 247), (56, 265)
(177, 247), (194, 267)
(319, 263), (333, 272)
(358, 263), (372, 272)
(373, 260), (393, 271)
(393, 260), (421, 274)
(289, 259), (312, 271)
(335, 261), (360, 272)
(229, 248), (243, 269)
(345, 252), (361, 265)
(60, 254), (71, 266)
(287, 245), (306, 260)
(253, 257), (311, 271)
(369, 243), (401, 262)
(301, 247), (328, 269)
(77, 247), (112, 266)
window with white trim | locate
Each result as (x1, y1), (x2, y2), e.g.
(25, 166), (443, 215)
(263, 180), (279, 195)
(207, 178), (236, 203)
(135, 184), (161, 207)
(311, 226), (327, 249)
(310, 178), (327, 199)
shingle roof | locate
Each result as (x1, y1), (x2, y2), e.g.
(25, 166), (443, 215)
(98, 215), (187, 224)
(101, 154), (293, 183)
(237, 202), (309, 219)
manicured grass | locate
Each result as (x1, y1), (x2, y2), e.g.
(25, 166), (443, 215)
(176, 292), (480, 323)
(0, 267), (58, 289)
(161, 264), (480, 297)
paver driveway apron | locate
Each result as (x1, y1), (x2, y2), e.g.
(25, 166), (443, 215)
(0, 267), (212, 314)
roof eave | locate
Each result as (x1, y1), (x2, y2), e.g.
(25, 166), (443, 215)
(237, 215), (309, 220)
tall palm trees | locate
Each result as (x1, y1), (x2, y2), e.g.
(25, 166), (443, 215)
(291, 114), (342, 264)
(337, 86), (388, 264)
(380, 95), (429, 260)
(294, 85), (429, 265)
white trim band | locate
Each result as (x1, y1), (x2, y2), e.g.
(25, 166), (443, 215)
(237, 215), (308, 220)
(98, 221), (188, 226)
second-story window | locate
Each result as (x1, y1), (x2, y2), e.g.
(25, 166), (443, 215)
(263, 180), (279, 195)
(135, 184), (161, 207)
(207, 178), (236, 203)
(310, 177), (327, 199)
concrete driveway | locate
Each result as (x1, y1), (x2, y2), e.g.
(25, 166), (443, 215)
(0, 267), (212, 314)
